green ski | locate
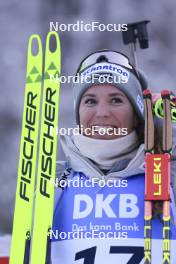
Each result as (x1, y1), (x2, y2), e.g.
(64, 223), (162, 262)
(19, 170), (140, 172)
(10, 35), (43, 264)
(30, 31), (61, 264)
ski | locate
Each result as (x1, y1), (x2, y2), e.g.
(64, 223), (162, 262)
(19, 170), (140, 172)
(143, 89), (172, 264)
(10, 35), (43, 264)
(30, 31), (61, 264)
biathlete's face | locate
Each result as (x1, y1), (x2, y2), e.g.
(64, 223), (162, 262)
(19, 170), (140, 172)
(79, 84), (138, 139)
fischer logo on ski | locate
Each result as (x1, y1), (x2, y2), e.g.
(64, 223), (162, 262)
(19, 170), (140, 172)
(20, 91), (38, 202)
(39, 87), (56, 199)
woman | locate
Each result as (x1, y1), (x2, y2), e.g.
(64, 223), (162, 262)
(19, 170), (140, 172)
(51, 50), (176, 263)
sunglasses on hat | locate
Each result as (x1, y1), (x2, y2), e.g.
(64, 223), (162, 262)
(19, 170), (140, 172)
(76, 49), (140, 80)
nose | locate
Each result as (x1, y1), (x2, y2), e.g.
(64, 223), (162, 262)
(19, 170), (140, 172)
(95, 102), (111, 118)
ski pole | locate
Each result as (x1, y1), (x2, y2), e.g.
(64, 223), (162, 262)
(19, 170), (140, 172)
(143, 89), (155, 264)
(161, 90), (172, 264)
(143, 89), (172, 264)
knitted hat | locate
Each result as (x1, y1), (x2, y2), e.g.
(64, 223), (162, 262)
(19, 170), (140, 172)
(73, 50), (147, 124)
